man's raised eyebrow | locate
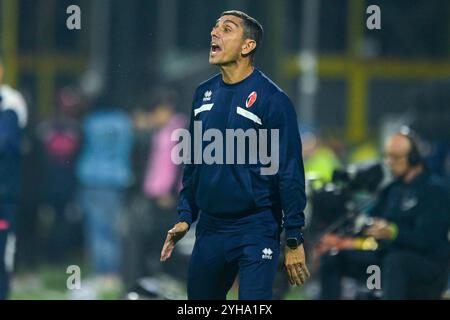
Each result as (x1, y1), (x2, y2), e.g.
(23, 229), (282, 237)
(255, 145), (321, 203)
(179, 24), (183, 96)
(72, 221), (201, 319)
(215, 19), (240, 28)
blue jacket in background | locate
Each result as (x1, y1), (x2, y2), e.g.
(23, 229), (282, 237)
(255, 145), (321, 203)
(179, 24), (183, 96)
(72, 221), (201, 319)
(77, 108), (134, 189)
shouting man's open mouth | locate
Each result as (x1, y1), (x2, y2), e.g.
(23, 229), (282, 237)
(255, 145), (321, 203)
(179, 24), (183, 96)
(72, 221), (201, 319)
(210, 42), (222, 56)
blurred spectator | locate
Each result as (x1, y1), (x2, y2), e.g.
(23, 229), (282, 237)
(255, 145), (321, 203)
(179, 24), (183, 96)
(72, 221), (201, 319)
(76, 96), (134, 296)
(349, 141), (380, 165)
(316, 132), (450, 299)
(301, 125), (342, 189)
(36, 86), (82, 264)
(0, 57), (28, 299)
(142, 94), (186, 208)
(124, 88), (187, 288)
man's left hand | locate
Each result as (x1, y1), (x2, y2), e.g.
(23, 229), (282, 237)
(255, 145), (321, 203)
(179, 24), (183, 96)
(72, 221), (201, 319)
(284, 244), (310, 286)
(364, 218), (395, 240)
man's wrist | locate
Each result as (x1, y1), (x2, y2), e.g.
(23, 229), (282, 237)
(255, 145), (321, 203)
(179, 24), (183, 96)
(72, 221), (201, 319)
(285, 231), (304, 250)
(286, 237), (300, 250)
(177, 211), (193, 228)
(285, 227), (304, 241)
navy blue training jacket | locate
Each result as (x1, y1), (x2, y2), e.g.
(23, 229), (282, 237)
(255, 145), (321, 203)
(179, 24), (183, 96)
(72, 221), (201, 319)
(177, 69), (306, 240)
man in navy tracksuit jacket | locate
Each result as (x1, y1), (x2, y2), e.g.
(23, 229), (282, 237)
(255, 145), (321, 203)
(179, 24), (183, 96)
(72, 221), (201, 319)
(161, 11), (309, 299)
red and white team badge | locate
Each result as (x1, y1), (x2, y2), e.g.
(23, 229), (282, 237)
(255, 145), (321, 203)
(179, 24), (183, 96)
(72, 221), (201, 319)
(245, 91), (257, 108)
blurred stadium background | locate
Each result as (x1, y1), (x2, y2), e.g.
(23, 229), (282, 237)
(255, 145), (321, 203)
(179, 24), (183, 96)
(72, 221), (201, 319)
(0, 0), (449, 299)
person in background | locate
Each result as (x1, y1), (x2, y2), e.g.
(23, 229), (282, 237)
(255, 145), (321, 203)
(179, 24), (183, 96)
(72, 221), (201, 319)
(76, 95), (134, 297)
(0, 57), (28, 299)
(36, 86), (82, 264)
(124, 89), (188, 289)
(317, 131), (450, 299)
(301, 125), (342, 189)
(144, 91), (187, 248)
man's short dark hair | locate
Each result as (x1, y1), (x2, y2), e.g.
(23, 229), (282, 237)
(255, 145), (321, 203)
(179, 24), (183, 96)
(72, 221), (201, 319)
(220, 10), (263, 61)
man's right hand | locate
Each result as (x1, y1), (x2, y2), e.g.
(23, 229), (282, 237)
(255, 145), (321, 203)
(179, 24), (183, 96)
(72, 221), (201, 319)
(284, 244), (310, 286)
(160, 222), (189, 262)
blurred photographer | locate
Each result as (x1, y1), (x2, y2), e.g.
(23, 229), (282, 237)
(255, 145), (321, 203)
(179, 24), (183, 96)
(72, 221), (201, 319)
(317, 131), (450, 299)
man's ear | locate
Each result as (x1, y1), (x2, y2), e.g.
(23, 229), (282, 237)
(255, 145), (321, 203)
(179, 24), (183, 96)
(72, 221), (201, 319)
(241, 39), (257, 56)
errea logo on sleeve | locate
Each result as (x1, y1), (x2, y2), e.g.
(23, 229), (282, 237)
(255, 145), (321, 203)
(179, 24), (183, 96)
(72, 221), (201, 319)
(203, 90), (212, 102)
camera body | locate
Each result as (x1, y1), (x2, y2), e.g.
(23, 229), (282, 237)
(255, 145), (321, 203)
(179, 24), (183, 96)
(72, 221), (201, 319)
(308, 161), (384, 236)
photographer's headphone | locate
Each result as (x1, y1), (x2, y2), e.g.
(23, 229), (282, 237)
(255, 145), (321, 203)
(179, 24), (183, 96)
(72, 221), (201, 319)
(398, 131), (422, 167)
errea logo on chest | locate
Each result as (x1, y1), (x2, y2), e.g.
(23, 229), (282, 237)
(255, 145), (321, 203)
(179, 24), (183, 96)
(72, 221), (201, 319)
(203, 90), (212, 102)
